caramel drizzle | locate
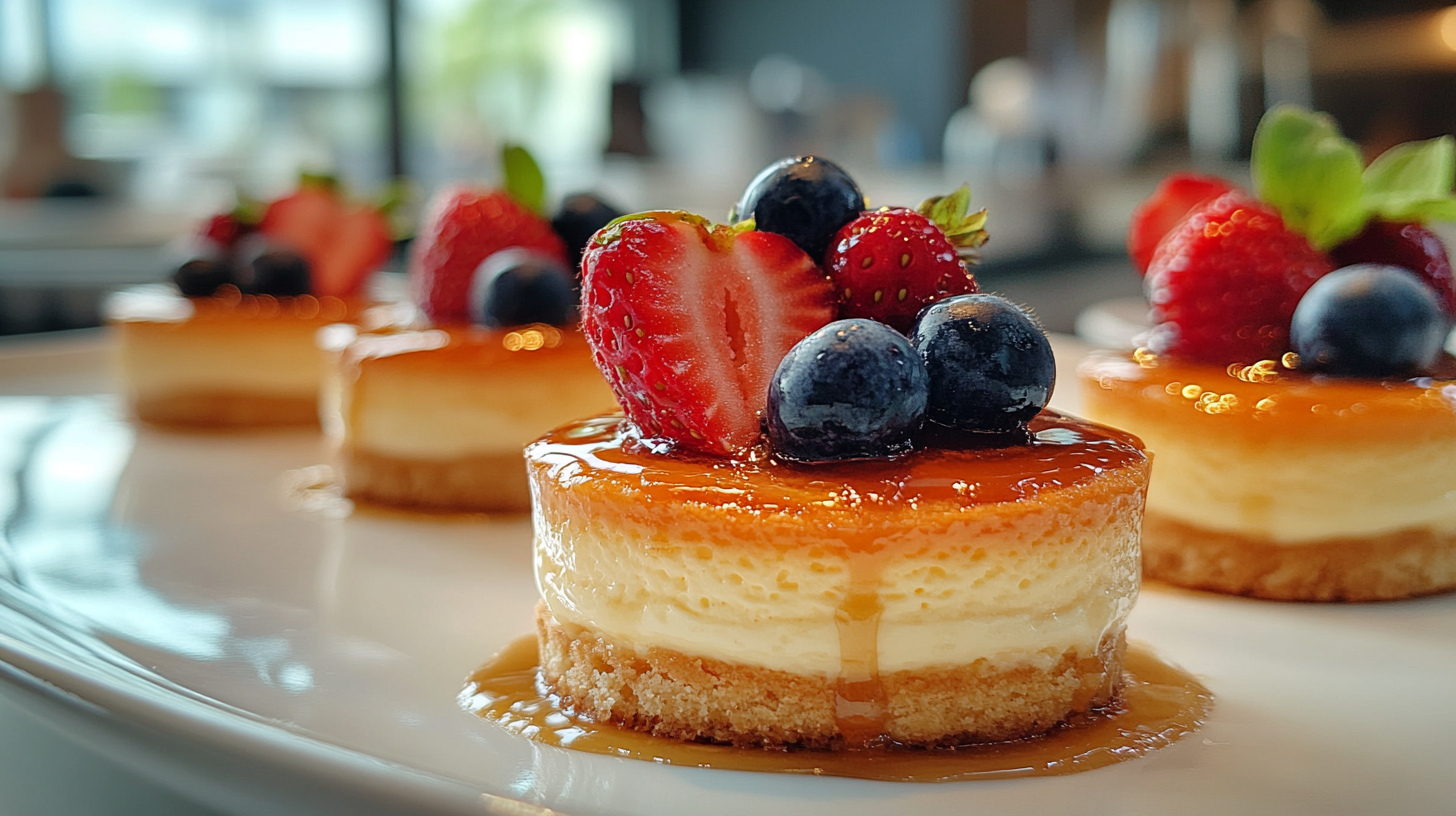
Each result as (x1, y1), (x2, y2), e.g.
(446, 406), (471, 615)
(833, 549), (889, 746)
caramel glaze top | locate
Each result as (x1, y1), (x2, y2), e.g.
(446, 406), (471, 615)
(527, 411), (1148, 554)
(1080, 349), (1456, 443)
(334, 318), (598, 377)
(106, 283), (358, 326)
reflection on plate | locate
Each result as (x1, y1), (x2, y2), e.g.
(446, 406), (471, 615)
(0, 336), (1454, 816)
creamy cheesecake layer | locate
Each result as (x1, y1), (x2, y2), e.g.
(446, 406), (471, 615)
(109, 286), (353, 412)
(331, 326), (617, 460)
(1080, 351), (1456, 545)
(528, 413), (1148, 678)
(536, 501), (1139, 676)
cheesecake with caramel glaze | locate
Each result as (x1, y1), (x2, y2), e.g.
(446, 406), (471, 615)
(323, 318), (617, 513)
(110, 284), (355, 427)
(1079, 348), (1456, 601)
(526, 410), (1150, 748)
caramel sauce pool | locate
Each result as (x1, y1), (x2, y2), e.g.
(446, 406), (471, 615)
(461, 637), (1211, 782)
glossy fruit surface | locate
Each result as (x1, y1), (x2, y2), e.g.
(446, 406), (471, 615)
(259, 185), (391, 298)
(468, 248), (577, 328)
(766, 319), (928, 462)
(825, 207), (978, 333)
(1127, 173), (1236, 275)
(235, 237), (311, 296)
(410, 187), (567, 323)
(910, 294), (1054, 432)
(581, 212), (835, 455)
(201, 213), (248, 249)
(173, 258), (232, 297)
(551, 193), (624, 273)
(1330, 220), (1456, 317)
(1290, 264), (1448, 377)
(734, 156), (864, 261)
(1145, 191), (1335, 364)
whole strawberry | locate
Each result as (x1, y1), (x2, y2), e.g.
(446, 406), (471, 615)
(582, 212), (835, 456)
(1331, 220), (1456, 318)
(1127, 172), (1236, 275)
(825, 186), (986, 334)
(1145, 191), (1335, 363)
(409, 186), (567, 323)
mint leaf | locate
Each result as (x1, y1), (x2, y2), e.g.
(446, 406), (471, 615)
(1368, 194), (1456, 223)
(1364, 136), (1454, 199)
(501, 144), (545, 215)
(1361, 136), (1456, 224)
(1252, 105), (1367, 250)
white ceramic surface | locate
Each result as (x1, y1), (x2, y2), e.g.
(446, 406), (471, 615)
(0, 333), (1453, 816)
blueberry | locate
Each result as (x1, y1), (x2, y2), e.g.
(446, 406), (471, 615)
(173, 258), (232, 297)
(767, 319), (929, 462)
(468, 248), (577, 328)
(552, 193), (624, 273)
(234, 236), (311, 296)
(1290, 264), (1448, 377)
(909, 295), (1054, 433)
(734, 156), (864, 261)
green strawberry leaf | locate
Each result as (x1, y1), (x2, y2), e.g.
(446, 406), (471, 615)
(917, 184), (989, 257)
(1361, 136), (1456, 223)
(501, 143), (546, 215)
(1252, 105), (1367, 250)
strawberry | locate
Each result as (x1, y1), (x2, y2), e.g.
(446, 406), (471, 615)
(260, 183), (393, 298)
(313, 205), (394, 298)
(1127, 173), (1236, 275)
(1330, 220), (1456, 317)
(1145, 191), (1335, 363)
(582, 212), (835, 455)
(409, 187), (567, 323)
(260, 186), (339, 260)
(824, 186), (987, 334)
(201, 213), (247, 249)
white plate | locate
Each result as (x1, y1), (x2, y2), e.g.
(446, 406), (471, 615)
(0, 332), (1453, 816)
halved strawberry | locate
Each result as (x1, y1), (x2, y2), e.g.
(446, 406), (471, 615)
(259, 183), (392, 297)
(409, 187), (567, 323)
(313, 205), (394, 297)
(1128, 173), (1237, 275)
(260, 185), (339, 260)
(582, 212), (836, 455)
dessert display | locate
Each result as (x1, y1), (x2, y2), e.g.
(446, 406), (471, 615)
(324, 148), (620, 513)
(1080, 106), (1456, 601)
(504, 157), (1162, 750)
(110, 179), (394, 427)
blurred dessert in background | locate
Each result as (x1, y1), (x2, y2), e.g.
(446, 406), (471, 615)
(108, 179), (393, 427)
(1080, 106), (1456, 601)
(323, 147), (619, 513)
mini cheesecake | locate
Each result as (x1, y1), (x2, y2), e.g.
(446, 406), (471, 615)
(527, 410), (1150, 747)
(323, 316), (617, 513)
(1079, 349), (1456, 601)
(109, 284), (356, 427)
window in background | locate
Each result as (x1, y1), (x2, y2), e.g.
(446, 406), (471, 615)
(2, 0), (643, 211)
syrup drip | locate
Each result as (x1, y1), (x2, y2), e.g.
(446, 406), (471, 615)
(833, 549), (889, 745)
(461, 636), (1211, 782)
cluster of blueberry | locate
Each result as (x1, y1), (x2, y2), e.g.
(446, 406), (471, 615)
(173, 214), (311, 298)
(736, 158), (1054, 463)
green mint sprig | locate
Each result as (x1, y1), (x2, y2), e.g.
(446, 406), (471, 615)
(501, 143), (546, 215)
(1252, 105), (1456, 250)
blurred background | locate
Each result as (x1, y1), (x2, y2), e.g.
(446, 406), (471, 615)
(3, 0), (1456, 335)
